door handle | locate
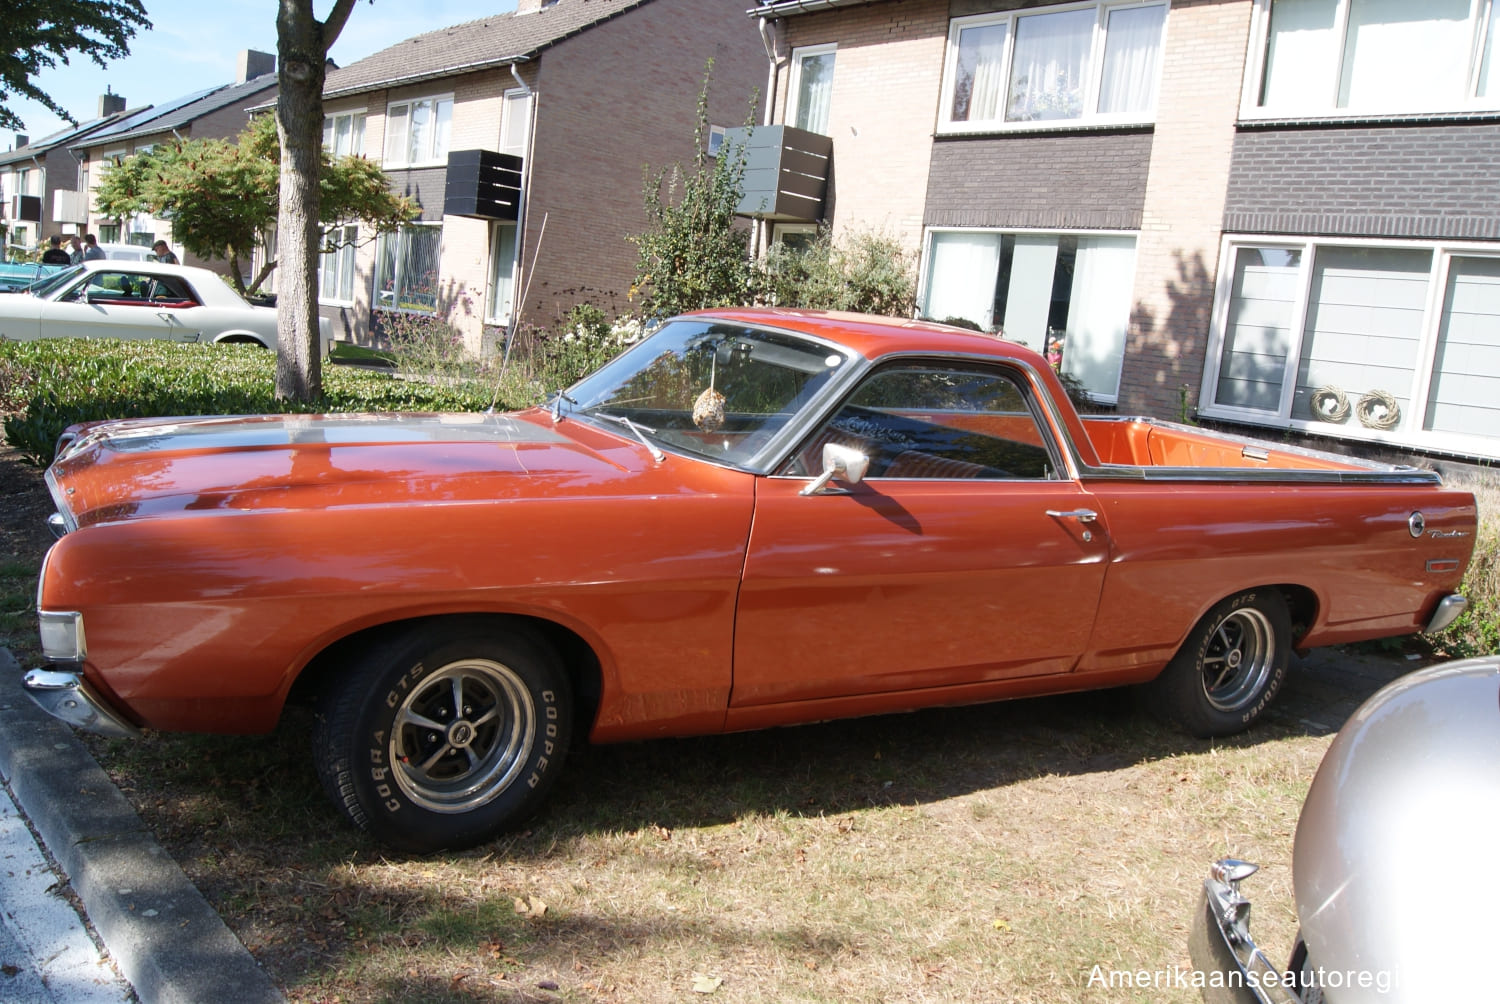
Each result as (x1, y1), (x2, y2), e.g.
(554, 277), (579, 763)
(1045, 508), (1097, 522)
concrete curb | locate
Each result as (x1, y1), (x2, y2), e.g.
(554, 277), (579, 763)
(0, 648), (283, 1004)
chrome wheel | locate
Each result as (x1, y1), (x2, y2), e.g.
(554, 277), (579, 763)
(390, 658), (536, 813)
(1201, 607), (1276, 712)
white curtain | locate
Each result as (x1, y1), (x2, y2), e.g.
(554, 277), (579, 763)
(1001, 236), (1060, 347)
(923, 232), (1002, 330)
(1097, 4), (1166, 115)
(1006, 7), (1093, 121)
(433, 99), (453, 162)
(953, 23), (1008, 122)
(1061, 237), (1137, 403)
(500, 91), (530, 157)
(1338, 0), (1471, 110)
(384, 104), (409, 164)
(1260, 0), (1338, 109)
(795, 51), (836, 134)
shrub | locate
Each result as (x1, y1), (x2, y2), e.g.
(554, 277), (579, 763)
(1442, 478), (1500, 658)
(630, 62), (756, 319)
(761, 229), (917, 316)
(0, 339), (518, 465)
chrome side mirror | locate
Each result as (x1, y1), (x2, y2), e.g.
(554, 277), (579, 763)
(800, 442), (869, 496)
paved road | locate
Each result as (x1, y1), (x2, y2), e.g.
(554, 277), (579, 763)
(0, 779), (132, 1002)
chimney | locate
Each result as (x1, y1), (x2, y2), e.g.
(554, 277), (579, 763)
(14, 134), (27, 149)
(98, 90), (126, 117)
(515, 0), (555, 13)
(237, 49), (276, 84)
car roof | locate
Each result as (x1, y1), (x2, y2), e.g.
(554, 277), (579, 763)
(77, 259), (207, 279)
(684, 306), (1037, 365)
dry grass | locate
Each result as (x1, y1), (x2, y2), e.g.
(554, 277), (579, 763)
(81, 689), (1352, 1004)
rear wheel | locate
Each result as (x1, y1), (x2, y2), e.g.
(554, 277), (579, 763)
(312, 622), (572, 852)
(1146, 589), (1291, 737)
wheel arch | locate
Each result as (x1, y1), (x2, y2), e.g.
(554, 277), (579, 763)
(213, 332), (270, 348)
(286, 612), (603, 745)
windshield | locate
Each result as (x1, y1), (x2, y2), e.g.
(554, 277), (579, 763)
(565, 318), (852, 467)
(26, 265), (82, 297)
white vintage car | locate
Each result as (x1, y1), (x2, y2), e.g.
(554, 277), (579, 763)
(0, 260), (330, 353)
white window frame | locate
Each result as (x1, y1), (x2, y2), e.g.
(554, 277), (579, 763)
(485, 222), (519, 325)
(937, 0), (1170, 134)
(918, 225), (1139, 403)
(1240, 0), (1500, 120)
(318, 223), (359, 306)
(787, 43), (837, 135)
(383, 93), (454, 168)
(323, 110), (367, 158)
(1200, 233), (1500, 459)
(499, 88), (531, 159)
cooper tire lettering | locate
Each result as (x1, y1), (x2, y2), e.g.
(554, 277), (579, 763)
(312, 622), (574, 853)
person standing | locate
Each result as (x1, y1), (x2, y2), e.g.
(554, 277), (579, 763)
(41, 236), (71, 265)
(81, 234), (107, 261)
(151, 240), (178, 264)
(67, 234), (84, 264)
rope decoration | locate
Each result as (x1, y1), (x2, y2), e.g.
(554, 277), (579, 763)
(1310, 385), (1350, 423)
(1356, 389), (1401, 431)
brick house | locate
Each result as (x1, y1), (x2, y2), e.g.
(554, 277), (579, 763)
(305, 0), (762, 351)
(0, 93), (135, 258)
(70, 50), (279, 270)
(746, 0), (1500, 462)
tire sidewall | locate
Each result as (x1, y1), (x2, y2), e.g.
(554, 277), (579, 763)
(1160, 589), (1291, 737)
(347, 627), (570, 851)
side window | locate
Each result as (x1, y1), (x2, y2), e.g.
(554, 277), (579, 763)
(789, 362), (1054, 480)
(73, 271), (145, 301)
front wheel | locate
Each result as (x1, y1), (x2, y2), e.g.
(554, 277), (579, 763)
(312, 622), (572, 852)
(1145, 589), (1291, 738)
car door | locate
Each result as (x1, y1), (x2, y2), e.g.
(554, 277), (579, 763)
(732, 359), (1112, 707)
(37, 269), (201, 342)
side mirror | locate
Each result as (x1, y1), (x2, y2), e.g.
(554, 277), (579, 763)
(800, 442), (869, 496)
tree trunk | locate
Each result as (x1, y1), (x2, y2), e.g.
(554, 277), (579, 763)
(274, 0), (355, 401)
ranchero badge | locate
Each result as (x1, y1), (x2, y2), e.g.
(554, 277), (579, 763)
(1409, 512), (1425, 538)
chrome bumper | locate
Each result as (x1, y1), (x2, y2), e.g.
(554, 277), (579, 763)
(23, 666), (141, 739)
(1423, 593), (1467, 634)
(1188, 860), (1303, 1004)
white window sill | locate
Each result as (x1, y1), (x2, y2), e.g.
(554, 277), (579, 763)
(1238, 107), (1500, 128)
(381, 160), (449, 171)
(1197, 405), (1500, 461)
(936, 117), (1155, 137)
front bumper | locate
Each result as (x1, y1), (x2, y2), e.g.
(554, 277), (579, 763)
(1187, 860), (1303, 1004)
(23, 666), (141, 739)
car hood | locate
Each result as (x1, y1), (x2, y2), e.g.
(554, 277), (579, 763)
(1292, 655), (1500, 1002)
(46, 411), (689, 529)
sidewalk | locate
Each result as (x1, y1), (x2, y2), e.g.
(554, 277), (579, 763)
(0, 648), (283, 1004)
(0, 776), (130, 1002)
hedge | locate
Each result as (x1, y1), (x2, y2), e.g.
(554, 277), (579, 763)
(0, 339), (521, 465)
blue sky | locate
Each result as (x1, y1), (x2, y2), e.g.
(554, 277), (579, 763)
(9, 0), (519, 146)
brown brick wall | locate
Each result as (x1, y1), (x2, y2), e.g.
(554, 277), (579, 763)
(522, 0), (764, 326)
(924, 130), (1153, 230)
(1117, 0), (1252, 417)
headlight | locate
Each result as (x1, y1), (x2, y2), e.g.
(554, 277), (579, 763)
(38, 610), (87, 662)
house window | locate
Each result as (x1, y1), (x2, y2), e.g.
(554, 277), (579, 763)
(921, 229), (1137, 403)
(1202, 237), (1500, 458)
(318, 224), (359, 305)
(374, 223), (441, 312)
(1247, 0), (1500, 116)
(499, 89), (530, 159)
(323, 111), (366, 157)
(98, 224), (120, 244)
(788, 44), (836, 135)
(772, 223), (819, 252)
(940, 1), (1167, 132)
(486, 223), (518, 324)
(383, 95), (454, 167)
